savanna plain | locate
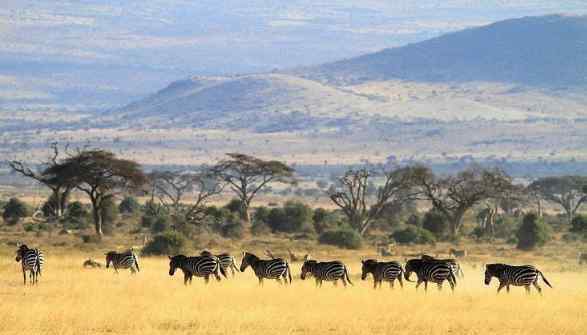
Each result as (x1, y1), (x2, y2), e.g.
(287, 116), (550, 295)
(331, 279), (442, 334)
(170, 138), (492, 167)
(1, 251), (586, 335)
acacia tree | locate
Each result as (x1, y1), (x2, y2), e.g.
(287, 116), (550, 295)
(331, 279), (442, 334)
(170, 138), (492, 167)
(149, 169), (224, 224)
(328, 167), (419, 236)
(412, 165), (512, 238)
(528, 176), (587, 225)
(9, 143), (73, 220)
(477, 180), (522, 238)
(213, 153), (295, 223)
(47, 150), (146, 236)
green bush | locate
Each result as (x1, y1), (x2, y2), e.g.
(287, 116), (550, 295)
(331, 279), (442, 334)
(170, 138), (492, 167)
(149, 215), (170, 234)
(2, 198), (31, 224)
(253, 206), (270, 224)
(221, 222), (244, 239)
(224, 198), (243, 213)
(318, 229), (362, 249)
(422, 210), (447, 237)
(571, 215), (587, 233)
(391, 226), (436, 245)
(119, 196), (140, 215)
(251, 220), (272, 235)
(142, 231), (187, 256)
(312, 208), (341, 234)
(63, 201), (89, 229)
(494, 215), (519, 239)
(100, 198), (118, 235)
(267, 201), (314, 233)
(516, 213), (551, 250)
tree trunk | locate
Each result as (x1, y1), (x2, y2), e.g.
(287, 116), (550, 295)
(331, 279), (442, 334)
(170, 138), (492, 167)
(240, 202), (251, 224)
(449, 212), (465, 239)
(91, 199), (103, 236)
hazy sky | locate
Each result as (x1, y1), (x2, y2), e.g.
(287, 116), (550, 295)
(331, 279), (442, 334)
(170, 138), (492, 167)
(1, 0), (586, 108)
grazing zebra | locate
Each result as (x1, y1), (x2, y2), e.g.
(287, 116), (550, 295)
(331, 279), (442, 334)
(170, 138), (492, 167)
(240, 252), (292, 286)
(421, 255), (464, 278)
(360, 259), (403, 289)
(169, 254), (227, 285)
(484, 263), (552, 294)
(404, 258), (456, 292)
(105, 249), (140, 274)
(300, 259), (353, 287)
(15, 244), (44, 285)
(200, 250), (239, 276)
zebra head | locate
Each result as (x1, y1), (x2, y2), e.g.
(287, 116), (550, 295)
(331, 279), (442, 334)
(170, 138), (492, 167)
(168, 255), (187, 276)
(15, 244), (29, 262)
(300, 260), (317, 280)
(200, 250), (213, 257)
(484, 263), (503, 285)
(403, 259), (420, 282)
(360, 259), (378, 280)
(240, 252), (257, 272)
(104, 251), (117, 268)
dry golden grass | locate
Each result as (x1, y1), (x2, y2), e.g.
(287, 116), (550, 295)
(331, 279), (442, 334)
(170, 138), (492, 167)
(1, 253), (586, 335)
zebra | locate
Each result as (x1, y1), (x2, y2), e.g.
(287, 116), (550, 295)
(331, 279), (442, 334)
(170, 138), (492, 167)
(169, 254), (227, 285)
(421, 254), (464, 278)
(15, 244), (44, 285)
(300, 259), (353, 287)
(404, 258), (456, 292)
(240, 252), (292, 286)
(484, 263), (552, 294)
(105, 249), (140, 274)
(360, 259), (403, 289)
(200, 250), (239, 276)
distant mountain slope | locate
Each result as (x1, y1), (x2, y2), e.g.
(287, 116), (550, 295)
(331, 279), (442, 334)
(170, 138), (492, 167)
(302, 15), (587, 87)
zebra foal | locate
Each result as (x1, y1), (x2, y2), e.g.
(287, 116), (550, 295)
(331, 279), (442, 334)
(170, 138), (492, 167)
(15, 244), (44, 285)
(105, 249), (140, 274)
(484, 263), (552, 294)
(360, 259), (403, 289)
(240, 252), (292, 286)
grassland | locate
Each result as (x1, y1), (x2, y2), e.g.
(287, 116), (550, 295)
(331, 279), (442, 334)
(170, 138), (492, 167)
(1, 248), (586, 335)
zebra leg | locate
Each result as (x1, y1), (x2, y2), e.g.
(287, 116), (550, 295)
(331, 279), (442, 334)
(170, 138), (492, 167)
(497, 282), (506, 294)
(390, 280), (395, 289)
(183, 273), (189, 285)
(276, 278), (283, 285)
(424, 281), (428, 292)
(524, 285), (531, 295)
(437, 282), (442, 291)
(204, 275), (210, 284)
(333, 279), (338, 287)
(415, 279), (422, 291)
(506, 285), (510, 293)
(398, 276), (404, 289)
(342, 278), (348, 287)
(258, 277), (264, 286)
(22, 269), (27, 285)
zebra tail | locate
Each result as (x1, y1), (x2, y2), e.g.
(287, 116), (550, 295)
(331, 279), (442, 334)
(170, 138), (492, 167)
(35, 249), (42, 277)
(132, 252), (140, 272)
(538, 270), (552, 288)
(344, 266), (353, 286)
(219, 262), (228, 279)
(286, 261), (293, 284)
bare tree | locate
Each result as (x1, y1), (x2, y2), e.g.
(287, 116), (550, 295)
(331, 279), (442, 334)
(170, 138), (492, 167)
(328, 167), (419, 236)
(46, 150), (146, 236)
(412, 165), (512, 238)
(528, 176), (587, 225)
(213, 153), (295, 223)
(149, 169), (224, 224)
(9, 143), (73, 220)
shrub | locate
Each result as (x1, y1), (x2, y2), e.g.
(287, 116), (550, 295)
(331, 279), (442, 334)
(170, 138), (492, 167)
(2, 198), (31, 224)
(253, 206), (270, 224)
(267, 201), (314, 233)
(221, 222), (244, 239)
(142, 231), (187, 256)
(224, 198), (243, 213)
(571, 215), (587, 233)
(312, 208), (341, 234)
(391, 226), (436, 245)
(119, 196), (140, 215)
(149, 215), (170, 234)
(318, 229), (362, 249)
(494, 215), (519, 239)
(63, 201), (89, 229)
(252, 220), (272, 235)
(516, 213), (551, 250)
(100, 198), (119, 235)
(406, 214), (421, 227)
(421, 210), (447, 237)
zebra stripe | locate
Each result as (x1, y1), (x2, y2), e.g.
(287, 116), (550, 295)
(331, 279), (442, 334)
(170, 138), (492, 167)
(484, 263), (552, 294)
(240, 252), (291, 286)
(361, 259), (403, 289)
(404, 259), (456, 292)
(169, 254), (226, 285)
(15, 244), (44, 285)
(105, 250), (140, 274)
(200, 251), (239, 276)
(301, 260), (353, 287)
(421, 255), (464, 278)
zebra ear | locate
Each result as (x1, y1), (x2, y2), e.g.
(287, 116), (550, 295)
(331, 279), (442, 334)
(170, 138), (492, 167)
(168, 256), (172, 260)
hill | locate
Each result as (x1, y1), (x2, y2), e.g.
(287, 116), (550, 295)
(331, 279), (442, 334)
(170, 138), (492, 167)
(302, 15), (587, 87)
